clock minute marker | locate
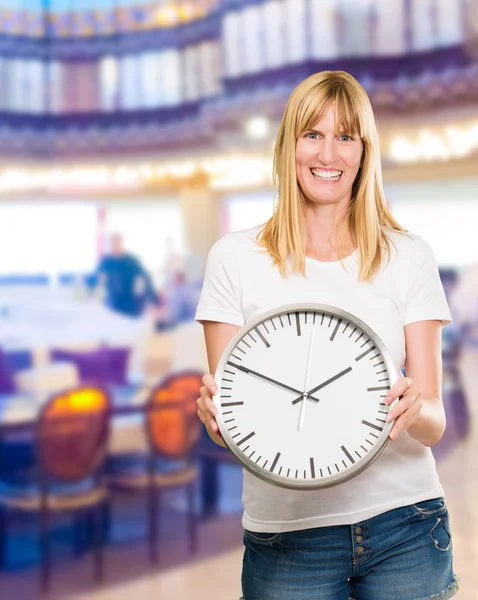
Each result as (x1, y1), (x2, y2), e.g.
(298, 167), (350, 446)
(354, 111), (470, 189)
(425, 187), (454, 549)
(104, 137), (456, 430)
(367, 386), (390, 391)
(270, 452), (281, 473)
(296, 312), (301, 336)
(254, 326), (270, 348)
(341, 445), (356, 464)
(362, 419), (383, 432)
(237, 431), (255, 446)
(310, 457), (316, 478)
(355, 345), (376, 361)
(330, 318), (342, 341)
(221, 401), (244, 407)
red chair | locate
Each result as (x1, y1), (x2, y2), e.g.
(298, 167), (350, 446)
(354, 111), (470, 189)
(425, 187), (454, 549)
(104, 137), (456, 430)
(0, 385), (111, 592)
(107, 371), (202, 562)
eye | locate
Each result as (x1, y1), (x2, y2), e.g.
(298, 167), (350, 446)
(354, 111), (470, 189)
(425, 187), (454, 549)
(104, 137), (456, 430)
(305, 132), (320, 140)
(338, 134), (353, 142)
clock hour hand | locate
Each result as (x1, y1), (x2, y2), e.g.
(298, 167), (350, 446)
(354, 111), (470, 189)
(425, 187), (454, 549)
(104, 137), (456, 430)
(227, 361), (320, 402)
(291, 366), (353, 405)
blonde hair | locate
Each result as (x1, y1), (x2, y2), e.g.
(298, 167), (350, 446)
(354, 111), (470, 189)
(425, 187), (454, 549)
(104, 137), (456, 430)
(258, 70), (406, 281)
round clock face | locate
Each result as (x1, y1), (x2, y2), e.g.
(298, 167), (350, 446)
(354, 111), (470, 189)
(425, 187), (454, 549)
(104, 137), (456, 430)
(213, 303), (399, 490)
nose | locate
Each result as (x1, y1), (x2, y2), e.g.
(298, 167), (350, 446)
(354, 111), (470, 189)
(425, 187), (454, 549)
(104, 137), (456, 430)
(318, 136), (338, 165)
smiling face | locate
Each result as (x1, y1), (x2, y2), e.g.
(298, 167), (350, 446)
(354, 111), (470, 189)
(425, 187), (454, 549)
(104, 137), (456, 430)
(295, 104), (364, 209)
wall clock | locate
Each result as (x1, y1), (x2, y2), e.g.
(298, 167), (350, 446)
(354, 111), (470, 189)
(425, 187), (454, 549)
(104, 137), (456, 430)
(213, 303), (399, 490)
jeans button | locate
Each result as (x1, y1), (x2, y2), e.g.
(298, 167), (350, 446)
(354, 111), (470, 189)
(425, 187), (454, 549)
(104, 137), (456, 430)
(356, 536), (363, 543)
(356, 546), (364, 554)
(355, 527), (362, 535)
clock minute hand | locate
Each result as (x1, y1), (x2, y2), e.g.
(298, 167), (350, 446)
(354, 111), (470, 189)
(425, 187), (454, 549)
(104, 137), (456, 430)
(227, 361), (320, 403)
(291, 366), (353, 405)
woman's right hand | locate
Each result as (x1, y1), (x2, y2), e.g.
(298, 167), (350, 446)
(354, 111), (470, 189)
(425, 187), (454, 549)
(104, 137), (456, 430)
(197, 373), (227, 448)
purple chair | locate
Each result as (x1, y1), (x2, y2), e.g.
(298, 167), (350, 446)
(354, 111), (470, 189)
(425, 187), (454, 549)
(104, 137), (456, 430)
(0, 348), (15, 394)
(50, 346), (130, 386)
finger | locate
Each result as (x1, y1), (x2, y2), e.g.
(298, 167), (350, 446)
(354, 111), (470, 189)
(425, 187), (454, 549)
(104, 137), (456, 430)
(199, 386), (218, 417)
(202, 373), (218, 395)
(389, 400), (422, 440)
(387, 393), (419, 422)
(385, 377), (414, 405)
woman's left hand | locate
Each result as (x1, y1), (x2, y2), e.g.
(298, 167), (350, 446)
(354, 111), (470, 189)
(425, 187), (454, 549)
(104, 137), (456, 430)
(385, 377), (423, 441)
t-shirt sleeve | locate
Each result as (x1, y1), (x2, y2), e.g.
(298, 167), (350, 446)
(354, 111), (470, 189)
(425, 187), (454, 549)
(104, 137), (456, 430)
(404, 235), (451, 327)
(195, 236), (245, 327)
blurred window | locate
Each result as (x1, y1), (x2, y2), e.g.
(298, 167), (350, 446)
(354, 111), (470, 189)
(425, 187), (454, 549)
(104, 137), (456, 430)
(374, 0), (406, 55)
(24, 60), (46, 114)
(222, 192), (274, 235)
(223, 11), (242, 78)
(48, 60), (63, 113)
(140, 52), (161, 108)
(411, 0), (436, 51)
(0, 202), (98, 275)
(198, 41), (221, 98)
(262, 0), (287, 69)
(338, 0), (374, 57)
(182, 45), (200, 102)
(308, 0), (339, 60)
(159, 49), (181, 106)
(0, 58), (7, 111)
(284, 0), (307, 63)
(100, 56), (119, 112)
(242, 5), (263, 74)
(436, 0), (463, 46)
(388, 179), (478, 268)
(119, 54), (143, 110)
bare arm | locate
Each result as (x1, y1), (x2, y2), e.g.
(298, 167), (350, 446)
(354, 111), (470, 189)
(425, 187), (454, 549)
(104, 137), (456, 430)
(387, 320), (446, 446)
(197, 321), (241, 447)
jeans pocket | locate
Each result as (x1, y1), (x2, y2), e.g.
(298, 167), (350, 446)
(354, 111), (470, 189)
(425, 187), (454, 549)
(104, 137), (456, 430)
(243, 529), (282, 545)
(430, 515), (452, 551)
(410, 497), (447, 518)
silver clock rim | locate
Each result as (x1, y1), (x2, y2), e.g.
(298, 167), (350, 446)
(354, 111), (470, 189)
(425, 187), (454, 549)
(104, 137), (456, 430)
(213, 302), (400, 491)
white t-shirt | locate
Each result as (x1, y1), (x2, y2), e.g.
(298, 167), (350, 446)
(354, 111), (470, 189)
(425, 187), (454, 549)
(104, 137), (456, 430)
(195, 224), (451, 532)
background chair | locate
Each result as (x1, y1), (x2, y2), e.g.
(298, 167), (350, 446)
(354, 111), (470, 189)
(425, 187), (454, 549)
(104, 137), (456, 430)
(0, 385), (111, 592)
(106, 371), (202, 562)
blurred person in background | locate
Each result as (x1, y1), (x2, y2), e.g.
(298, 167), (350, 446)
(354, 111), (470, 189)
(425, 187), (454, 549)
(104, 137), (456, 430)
(450, 260), (478, 428)
(196, 71), (458, 600)
(96, 233), (161, 318)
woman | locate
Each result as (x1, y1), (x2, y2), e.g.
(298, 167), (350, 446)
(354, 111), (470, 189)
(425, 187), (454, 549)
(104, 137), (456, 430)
(195, 71), (458, 600)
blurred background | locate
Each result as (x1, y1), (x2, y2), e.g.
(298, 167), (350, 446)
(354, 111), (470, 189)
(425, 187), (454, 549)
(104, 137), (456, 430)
(0, 0), (477, 598)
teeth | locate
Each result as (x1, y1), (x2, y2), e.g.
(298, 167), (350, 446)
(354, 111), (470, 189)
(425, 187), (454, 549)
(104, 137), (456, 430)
(311, 169), (342, 180)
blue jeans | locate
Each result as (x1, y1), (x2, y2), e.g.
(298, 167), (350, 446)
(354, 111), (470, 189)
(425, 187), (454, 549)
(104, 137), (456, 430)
(241, 498), (459, 600)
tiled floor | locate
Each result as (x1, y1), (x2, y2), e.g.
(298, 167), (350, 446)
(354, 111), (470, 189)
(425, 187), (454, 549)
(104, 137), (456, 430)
(72, 432), (477, 600)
